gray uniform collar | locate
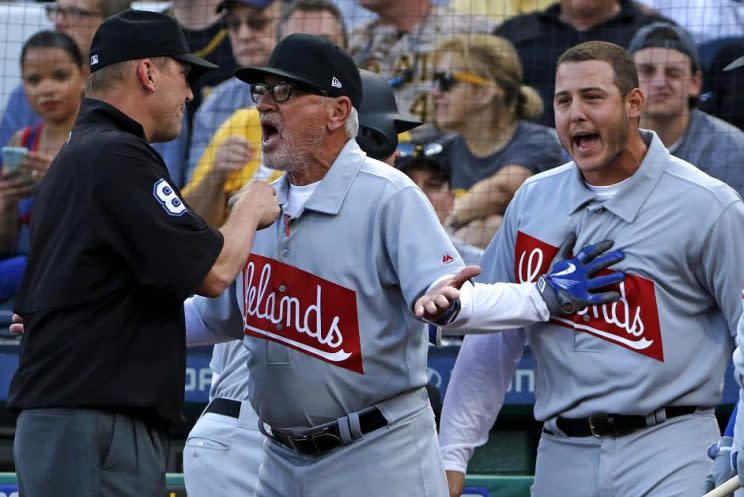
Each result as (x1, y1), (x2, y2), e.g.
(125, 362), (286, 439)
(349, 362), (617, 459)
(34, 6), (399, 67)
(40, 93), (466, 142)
(275, 139), (366, 216)
(567, 130), (668, 223)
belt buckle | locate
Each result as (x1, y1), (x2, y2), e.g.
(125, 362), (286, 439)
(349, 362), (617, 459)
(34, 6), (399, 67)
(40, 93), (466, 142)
(588, 414), (613, 438)
(288, 426), (342, 455)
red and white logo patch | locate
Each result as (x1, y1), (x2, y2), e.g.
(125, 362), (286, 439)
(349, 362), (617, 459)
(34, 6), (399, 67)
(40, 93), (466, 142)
(442, 254), (455, 264)
(515, 231), (664, 362)
(241, 254), (363, 373)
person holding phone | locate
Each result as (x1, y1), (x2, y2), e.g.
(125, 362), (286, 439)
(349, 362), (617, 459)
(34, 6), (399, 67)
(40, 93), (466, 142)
(0, 30), (85, 302)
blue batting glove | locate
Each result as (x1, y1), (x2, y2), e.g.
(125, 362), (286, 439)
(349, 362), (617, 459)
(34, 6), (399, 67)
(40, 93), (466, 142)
(537, 233), (626, 315)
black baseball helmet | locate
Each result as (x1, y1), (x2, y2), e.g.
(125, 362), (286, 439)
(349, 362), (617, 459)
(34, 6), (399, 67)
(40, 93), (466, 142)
(357, 69), (422, 161)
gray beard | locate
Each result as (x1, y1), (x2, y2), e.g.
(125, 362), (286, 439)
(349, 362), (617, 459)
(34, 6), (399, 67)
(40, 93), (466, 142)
(261, 127), (325, 172)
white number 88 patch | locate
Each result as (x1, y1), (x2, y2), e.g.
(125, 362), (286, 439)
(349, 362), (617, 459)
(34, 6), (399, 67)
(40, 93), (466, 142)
(153, 178), (187, 216)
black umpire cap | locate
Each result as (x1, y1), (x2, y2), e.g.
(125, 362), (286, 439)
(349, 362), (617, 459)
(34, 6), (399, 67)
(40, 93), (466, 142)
(89, 10), (217, 81)
(236, 33), (362, 110)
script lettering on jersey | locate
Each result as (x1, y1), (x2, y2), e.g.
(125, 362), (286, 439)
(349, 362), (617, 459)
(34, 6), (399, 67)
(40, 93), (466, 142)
(515, 231), (664, 361)
(242, 254), (364, 373)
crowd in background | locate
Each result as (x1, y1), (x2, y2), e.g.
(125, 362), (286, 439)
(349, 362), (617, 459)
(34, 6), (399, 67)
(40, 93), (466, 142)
(0, 0), (742, 305)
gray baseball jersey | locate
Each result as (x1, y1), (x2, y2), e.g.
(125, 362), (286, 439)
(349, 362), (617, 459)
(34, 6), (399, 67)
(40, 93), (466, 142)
(494, 130), (742, 418)
(441, 130), (744, 475)
(197, 139), (465, 429)
(349, 7), (492, 123)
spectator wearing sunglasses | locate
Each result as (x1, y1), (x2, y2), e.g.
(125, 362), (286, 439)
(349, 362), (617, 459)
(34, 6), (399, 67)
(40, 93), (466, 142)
(182, 0), (346, 227)
(431, 34), (564, 248)
(0, 0), (131, 155)
(348, 0), (493, 124)
(184, 0), (281, 188)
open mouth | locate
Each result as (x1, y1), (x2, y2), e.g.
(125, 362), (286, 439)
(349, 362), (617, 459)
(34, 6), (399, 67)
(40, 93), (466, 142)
(260, 120), (280, 146)
(572, 132), (600, 153)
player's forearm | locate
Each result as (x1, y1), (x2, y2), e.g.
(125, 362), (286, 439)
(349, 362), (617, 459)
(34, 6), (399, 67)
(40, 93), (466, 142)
(197, 209), (261, 297)
(441, 281), (549, 333)
(439, 333), (520, 471)
(184, 296), (237, 347)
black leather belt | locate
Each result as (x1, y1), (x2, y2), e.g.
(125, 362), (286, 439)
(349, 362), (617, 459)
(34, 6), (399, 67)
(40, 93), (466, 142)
(552, 406), (698, 438)
(205, 398), (242, 418)
(269, 407), (388, 456)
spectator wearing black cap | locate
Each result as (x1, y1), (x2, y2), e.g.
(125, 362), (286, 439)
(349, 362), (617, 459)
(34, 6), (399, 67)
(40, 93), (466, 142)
(630, 22), (744, 199)
(7, 11), (280, 497)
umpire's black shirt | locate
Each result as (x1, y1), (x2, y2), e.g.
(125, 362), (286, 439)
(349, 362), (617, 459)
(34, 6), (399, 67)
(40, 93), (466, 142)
(8, 98), (224, 427)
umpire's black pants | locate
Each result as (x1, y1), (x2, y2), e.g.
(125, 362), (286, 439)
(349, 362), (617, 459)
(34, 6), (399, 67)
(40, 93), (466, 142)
(14, 408), (168, 497)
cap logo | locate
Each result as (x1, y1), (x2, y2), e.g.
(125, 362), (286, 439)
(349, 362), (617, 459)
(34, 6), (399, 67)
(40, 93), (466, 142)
(331, 76), (342, 88)
(90, 54), (99, 66)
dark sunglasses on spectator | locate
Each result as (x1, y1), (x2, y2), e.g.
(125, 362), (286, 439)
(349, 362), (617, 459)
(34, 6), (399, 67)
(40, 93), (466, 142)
(432, 71), (490, 92)
(45, 4), (102, 20)
(222, 15), (273, 32)
(398, 142), (444, 159)
(251, 81), (328, 104)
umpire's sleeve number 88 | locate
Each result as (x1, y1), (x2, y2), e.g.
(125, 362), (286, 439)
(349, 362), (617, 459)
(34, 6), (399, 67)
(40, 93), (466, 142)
(153, 178), (187, 216)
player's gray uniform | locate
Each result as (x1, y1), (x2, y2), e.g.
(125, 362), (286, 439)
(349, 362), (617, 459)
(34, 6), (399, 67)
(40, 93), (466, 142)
(193, 140), (466, 497)
(182, 340), (264, 497)
(440, 130), (744, 497)
(349, 7), (492, 123)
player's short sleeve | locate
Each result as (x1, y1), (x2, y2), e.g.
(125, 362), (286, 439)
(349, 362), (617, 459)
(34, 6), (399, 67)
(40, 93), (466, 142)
(94, 141), (223, 301)
(379, 186), (465, 309)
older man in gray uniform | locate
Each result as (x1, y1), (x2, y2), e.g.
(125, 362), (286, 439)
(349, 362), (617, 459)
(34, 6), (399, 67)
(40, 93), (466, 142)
(184, 33), (626, 497)
(439, 41), (744, 497)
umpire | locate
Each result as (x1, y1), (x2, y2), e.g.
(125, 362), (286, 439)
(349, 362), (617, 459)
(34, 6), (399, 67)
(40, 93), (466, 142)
(7, 10), (280, 497)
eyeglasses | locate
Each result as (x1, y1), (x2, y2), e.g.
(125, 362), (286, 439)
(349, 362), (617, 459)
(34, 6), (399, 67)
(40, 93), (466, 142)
(222, 15), (273, 32)
(251, 81), (327, 104)
(432, 71), (490, 92)
(45, 4), (102, 21)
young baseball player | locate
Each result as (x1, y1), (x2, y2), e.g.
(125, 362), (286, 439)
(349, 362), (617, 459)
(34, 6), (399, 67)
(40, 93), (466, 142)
(439, 41), (744, 497)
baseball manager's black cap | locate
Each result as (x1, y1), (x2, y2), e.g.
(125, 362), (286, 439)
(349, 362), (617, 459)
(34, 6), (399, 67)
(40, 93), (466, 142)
(235, 33), (362, 110)
(628, 22), (701, 71)
(89, 10), (217, 81)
